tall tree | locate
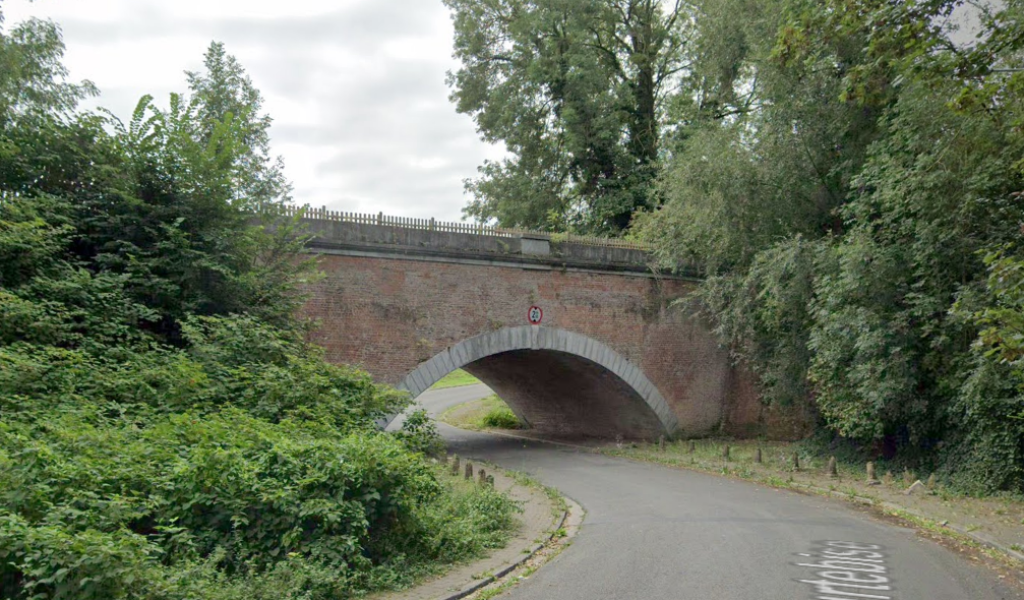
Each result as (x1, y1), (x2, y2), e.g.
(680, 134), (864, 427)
(445, 0), (689, 234)
(185, 41), (290, 207)
(0, 8), (96, 122)
(1, 34), (311, 341)
(641, 0), (888, 274)
(640, 0), (1024, 491)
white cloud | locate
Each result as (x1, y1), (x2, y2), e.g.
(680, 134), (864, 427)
(2, 0), (503, 221)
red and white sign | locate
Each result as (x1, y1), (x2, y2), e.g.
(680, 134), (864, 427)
(527, 305), (543, 325)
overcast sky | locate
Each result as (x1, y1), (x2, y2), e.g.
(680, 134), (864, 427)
(3, 0), (502, 222)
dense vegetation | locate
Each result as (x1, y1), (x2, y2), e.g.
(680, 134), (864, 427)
(447, 0), (1024, 494)
(445, 0), (690, 234)
(0, 11), (518, 600)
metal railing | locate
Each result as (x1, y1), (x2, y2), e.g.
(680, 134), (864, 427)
(279, 204), (649, 250)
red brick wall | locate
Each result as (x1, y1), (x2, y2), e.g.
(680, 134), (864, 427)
(302, 253), (783, 436)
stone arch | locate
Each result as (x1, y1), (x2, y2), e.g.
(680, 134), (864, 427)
(399, 326), (679, 436)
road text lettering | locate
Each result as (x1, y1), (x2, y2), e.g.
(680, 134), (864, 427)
(795, 541), (894, 600)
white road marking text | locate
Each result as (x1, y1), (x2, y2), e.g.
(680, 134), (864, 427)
(795, 541), (894, 600)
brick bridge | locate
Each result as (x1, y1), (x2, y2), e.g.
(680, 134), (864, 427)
(295, 210), (798, 440)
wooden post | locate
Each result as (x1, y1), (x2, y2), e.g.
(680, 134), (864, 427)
(722, 445), (731, 461)
(479, 469), (487, 485)
(451, 455), (460, 476)
(464, 462), (473, 480)
(792, 452), (800, 471)
(866, 461), (877, 482)
(658, 436), (665, 452)
(827, 456), (838, 478)
(754, 448), (762, 464)
(688, 440), (696, 454)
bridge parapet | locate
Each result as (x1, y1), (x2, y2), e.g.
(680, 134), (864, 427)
(281, 206), (693, 276)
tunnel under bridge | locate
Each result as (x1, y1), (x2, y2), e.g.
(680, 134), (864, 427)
(402, 326), (676, 439)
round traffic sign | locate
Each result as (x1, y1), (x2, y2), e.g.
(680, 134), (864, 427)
(527, 305), (543, 325)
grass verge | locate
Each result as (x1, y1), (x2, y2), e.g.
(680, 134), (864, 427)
(362, 460), (524, 596)
(440, 395), (522, 431)
(429, 369), (482, 390)
(460, 466), (580, 600)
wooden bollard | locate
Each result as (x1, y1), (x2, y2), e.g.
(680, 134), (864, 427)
(688, 440), (696, 454)
(866, 461), (877, 482)
(486, 475), (494, 487)
(792, 452), (800, 471)
(722, 445), (730, 461)
(827, 456), (838, 478)
(465, 462), (473, 480)
(754, 447), (762, 464)
(479, 468), (487, 485)
(658, 435), (665, 452)
(451, 455), (460, 476)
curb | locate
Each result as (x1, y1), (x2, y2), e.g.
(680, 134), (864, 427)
(794, 481), (1024, 566)
(440, 497), (577, 600)
(478, 429), (1024, 569)
(379, 453), (581, 600)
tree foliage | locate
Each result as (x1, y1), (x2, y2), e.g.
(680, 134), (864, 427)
(0, 11), (96, 120)
(445, 0), (689, 234)
(631, 0), (1024, 492)
(448, 0), (1024, 492)
(185, 41), (291, 207)
(0, 14), (519, 598)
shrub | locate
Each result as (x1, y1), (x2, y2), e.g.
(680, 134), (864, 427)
(0, 406), (521, 599)
(0, 37), (520, 598)
(0, 515), (160, 600)
(481, 406), (521, 429)
(396, 409), (447, 457)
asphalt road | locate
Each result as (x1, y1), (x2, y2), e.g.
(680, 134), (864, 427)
(408, 385), (1024, 600)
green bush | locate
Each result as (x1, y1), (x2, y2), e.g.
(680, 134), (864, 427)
(0, 201), (516, 599)
(481, 406), (521, 429)
(406, 480), (522, 562)
(0, 516), (159, 600)
(941, 251), (1024, 493)
(696, 236), (820, 409)
(0, 409), (427, 557)
(0, 314), (407, 433)
(396, 409), (447, 457)
(0, 407), (520, 599)
(0, 25), (521, 598)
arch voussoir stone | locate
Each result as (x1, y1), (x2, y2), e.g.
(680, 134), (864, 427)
(400, 326), (678, 436)
(407, 369), (427, 398)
